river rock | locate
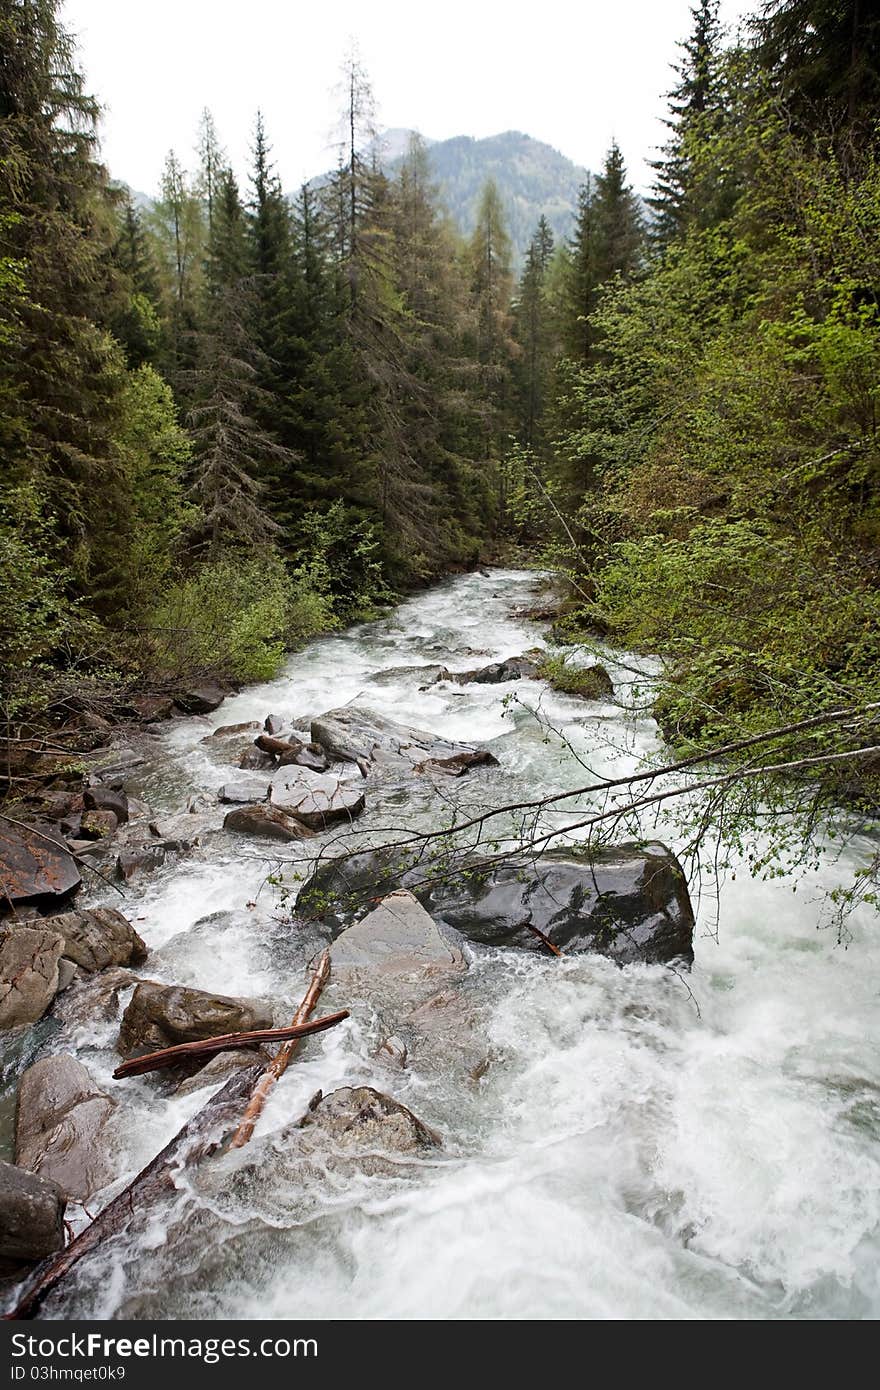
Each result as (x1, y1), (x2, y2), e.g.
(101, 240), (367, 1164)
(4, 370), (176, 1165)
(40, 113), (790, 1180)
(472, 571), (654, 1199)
(0, 926), (65, 1029)
(118, 981), (273, 1057)
(452, 655), (540, 684)
(310, 706), (499, 778)
(39, 907), (147, 973)
(51, 966), (135, 1028)
(239, 746), (277, 771)
(270, 769), (366, 829)
(298, 841), (695, 966)
(296, 1086), (440, 1164)
(203, 721), (261, 742)
(80, 808), (118, 839)
(264, 714), (285, 735)
(83, 786), (129, 824)
(174, 1048), (269, 1099)
(223, 804), (316, 841)
(217, 777), (270, 804)
(367, 664), (453, 687)
(174, 684), (226, 715)
(126, 693), (175, 722)
(117, 844), (167, 880)
(15, 1055), (116, 1201)
(0, 1161), (66, 1271)
(91, 747), (146, 787)
(0, 821), (81, 908)
(330, 890), (466, 1012)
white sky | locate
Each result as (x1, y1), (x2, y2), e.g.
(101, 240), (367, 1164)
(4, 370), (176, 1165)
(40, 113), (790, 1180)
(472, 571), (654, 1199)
(61, 0), (756, 196)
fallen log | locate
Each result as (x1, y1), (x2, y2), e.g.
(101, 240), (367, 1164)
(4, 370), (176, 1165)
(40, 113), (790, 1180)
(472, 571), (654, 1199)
(526, 924), (564, 957)
(229, 950), (331, 1149)
(3, 1062), (263, 1320)
(113, 1011), (349, 1079)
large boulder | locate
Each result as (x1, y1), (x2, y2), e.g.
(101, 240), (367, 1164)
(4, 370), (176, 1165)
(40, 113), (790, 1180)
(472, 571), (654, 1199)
(270, 768), (365, 830)
(0, 926), (66, 1029)
(0, 821), (81, 909)
(329, 889), (467, 1012)
(310, 706), (499, 778)
(118, 981), (273, 1057)
(15, 1055), (116, 1202)
(174, 684), (226, 715)
(0, 1161), (66, 1271)
(39, 907), (148, 974)
(223, 805), (315, 842)
(298, 841), (694, 966)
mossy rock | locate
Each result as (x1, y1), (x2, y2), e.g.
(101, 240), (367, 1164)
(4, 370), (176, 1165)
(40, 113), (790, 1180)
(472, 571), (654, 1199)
(540, 659), (614, 701)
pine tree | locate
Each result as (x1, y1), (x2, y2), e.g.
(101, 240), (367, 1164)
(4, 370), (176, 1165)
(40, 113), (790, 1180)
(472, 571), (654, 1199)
(108, 194), (163, 366)
(185, 172), (289, 555)
(150, 150), (204, 373)
(513, 220), (555, 447)
(649, 0), (725, 247)
(593, 141), (644, 284)
(467, 179), (516, 464)
(196, 108), (226, 237)
(0, 0), (132, 609)
(561, 177), (598, 359)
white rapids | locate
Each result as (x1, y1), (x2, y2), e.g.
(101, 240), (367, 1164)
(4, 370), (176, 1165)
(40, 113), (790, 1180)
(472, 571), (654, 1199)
(25, 570), (880, 1319)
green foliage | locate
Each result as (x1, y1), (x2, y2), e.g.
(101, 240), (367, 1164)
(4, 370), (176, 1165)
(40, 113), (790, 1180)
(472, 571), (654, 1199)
(147, 551), (330, 685)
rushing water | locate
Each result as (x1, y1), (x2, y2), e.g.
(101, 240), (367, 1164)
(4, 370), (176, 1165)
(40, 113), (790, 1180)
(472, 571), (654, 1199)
(21, 569), (880, 1320)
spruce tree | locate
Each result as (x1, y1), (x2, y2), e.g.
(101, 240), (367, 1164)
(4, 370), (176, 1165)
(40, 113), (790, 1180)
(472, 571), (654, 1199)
(649, 0), (725, 247)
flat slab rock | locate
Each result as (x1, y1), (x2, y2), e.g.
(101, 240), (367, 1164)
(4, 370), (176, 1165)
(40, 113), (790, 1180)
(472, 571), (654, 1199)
(39, 907), (147, 973)
(15, 1054), (116, 1202)
(0, 1160), (66, 1270)
(270, 768), (365, 829)
(310, 706), (499, 777)
(0, 926), (65, 1029)
(299, 841), (695, 966)
(330, 889), (466, 1011)
(0, 821), (81, 907)
(118, 980), (274, 1057)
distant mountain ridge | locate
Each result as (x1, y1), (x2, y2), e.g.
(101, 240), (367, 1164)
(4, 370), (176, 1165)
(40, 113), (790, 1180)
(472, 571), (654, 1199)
(307, 128), (591, 264)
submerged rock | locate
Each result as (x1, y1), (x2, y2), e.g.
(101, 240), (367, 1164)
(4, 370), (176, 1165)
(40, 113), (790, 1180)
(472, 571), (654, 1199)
(0, 1161), (66, 1271)
(310, 706), (499, 778)
(118, 981), (273, 1057)
(174, 1048), (269, 1099)
(299, 841), (695, 966)
(0, 821), (81, 909)
(51, 966), (135, 1029)
(15, 1054), (116, 1202)
(0, 925), (66, 1029)
(39, 907), (147, 974)
(286, 1087), (440, 1174)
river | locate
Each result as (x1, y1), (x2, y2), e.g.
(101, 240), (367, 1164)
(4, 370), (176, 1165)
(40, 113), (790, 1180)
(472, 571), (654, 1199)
(28, 569), (880, 1319)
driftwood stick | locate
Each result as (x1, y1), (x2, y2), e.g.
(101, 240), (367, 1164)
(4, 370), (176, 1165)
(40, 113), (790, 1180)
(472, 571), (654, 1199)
(113, 1011), (349, 1079)
(228, 950), (332, 1150)
(527, 924), (564, 957)
(3, 1062), (265, 1321)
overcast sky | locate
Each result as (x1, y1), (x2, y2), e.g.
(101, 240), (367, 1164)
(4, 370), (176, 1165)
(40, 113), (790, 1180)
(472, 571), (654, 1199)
(60, 0), (756, 196)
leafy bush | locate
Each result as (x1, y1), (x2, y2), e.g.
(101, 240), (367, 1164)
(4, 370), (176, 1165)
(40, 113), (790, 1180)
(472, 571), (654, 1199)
(147, 550), (334, 685)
